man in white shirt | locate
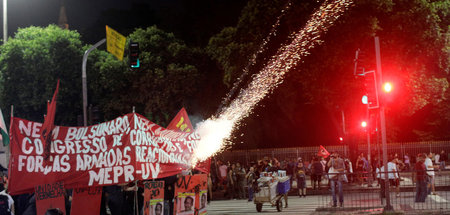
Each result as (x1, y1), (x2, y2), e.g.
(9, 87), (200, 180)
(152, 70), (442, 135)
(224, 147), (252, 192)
(387, 157), (400, 197)
(377, 156), (400, 197)
(425, 153), (437, 195)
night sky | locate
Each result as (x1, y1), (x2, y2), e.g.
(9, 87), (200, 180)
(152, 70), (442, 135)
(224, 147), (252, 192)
(1, 0), (145, 38)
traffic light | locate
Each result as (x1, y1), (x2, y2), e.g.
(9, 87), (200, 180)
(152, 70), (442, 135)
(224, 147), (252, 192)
(363, 71), (379, 109)
(129, 42), (140, 68)
(353, 49), (367, 76)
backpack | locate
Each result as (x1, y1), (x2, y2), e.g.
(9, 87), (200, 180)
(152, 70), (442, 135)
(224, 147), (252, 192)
(0, 194), (11, 215)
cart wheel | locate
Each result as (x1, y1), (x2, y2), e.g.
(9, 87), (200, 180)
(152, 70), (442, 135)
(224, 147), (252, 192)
(276, 199), (283, 212)
(256, 203), (263, 212)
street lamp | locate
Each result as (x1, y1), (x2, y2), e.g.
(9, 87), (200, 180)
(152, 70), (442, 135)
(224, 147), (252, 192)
(383, 82), (392, 93)
(361, 121), (367, 128)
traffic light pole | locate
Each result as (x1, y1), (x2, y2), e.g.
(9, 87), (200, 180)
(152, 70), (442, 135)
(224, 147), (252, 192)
(375, 36), (392, 211)
(82, 38), (106, 126)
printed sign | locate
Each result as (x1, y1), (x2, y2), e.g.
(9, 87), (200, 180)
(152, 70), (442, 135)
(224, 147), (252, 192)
(174, 174), (207, 215)
(143, 181), (165, 215)
(8, 113), (199, 195)
(71, 187), (102, 215)
(35, 182), (66, 215)
(105, 25), (126, 61)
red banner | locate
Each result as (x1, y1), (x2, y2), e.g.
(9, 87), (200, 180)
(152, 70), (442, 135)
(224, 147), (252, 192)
(174, 174), (207, 215)
(143, 181), (165, 215)
(35, 181), (66, 215)
(8, 113), (200, 195)
(70, 187), (102, 215)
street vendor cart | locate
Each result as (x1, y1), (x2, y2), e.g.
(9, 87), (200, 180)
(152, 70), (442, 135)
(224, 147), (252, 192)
(254, 173), (290, 212)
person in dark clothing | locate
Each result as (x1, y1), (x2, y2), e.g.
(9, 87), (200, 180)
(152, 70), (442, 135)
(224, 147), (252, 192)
(20, 193), (36, 215)
(414, 153), (428, 202)
(163, 175), (179, 215)
(440, 150), (447, 172)
(311, 157), (324, 190)
(104, 185), (125, 215)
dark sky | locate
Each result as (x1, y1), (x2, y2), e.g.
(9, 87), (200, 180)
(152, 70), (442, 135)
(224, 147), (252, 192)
(1, 0), (144, 39)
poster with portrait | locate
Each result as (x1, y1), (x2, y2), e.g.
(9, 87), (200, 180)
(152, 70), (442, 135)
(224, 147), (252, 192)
(176, 192), (196, 215)
(199, 190), (208, 215)
(35, 181), (66, 215)
(174, 174), (207, 215)
(143, 181), (165, 215)
(70, 187), (102, 215)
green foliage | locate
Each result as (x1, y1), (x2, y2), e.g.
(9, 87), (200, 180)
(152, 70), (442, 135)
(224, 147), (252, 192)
(93, 26), (205, 126)
(0, 25), (83, 125)
(208, 0), (449, 142)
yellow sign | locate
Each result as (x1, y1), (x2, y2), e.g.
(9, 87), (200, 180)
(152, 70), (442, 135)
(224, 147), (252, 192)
(105, 25), (126, 61)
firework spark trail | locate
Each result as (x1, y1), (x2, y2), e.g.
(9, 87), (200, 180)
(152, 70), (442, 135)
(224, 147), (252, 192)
(193, 0), (353, 163)
(218, 1), (293, 114)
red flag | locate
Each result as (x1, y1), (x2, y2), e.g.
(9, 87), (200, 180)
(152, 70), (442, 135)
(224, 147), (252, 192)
(42, 80), (59, 160)
(167, 108), (210, 173)
(317, 145), (330, 158)
(167, 107), (193, 133)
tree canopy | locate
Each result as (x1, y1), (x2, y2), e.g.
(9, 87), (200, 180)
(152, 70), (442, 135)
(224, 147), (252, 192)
(0, 0), (448, 148)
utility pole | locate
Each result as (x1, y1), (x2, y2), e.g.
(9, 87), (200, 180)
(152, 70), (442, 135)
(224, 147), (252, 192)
(375, 36), (392, 211)
(3, 0), (7, 43)
(82, 38), (106, 126)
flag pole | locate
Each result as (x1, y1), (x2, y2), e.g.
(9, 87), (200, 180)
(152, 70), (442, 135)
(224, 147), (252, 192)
(7, 105), (13, 169)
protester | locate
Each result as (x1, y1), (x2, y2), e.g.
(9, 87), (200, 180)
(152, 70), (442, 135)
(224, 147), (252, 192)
(104, 185), (125, 215)
(388, 156), (400, 197)
(425, 153), (437, 195)
(286, 158), (295, 188)
(355, 155), (365, 185)
(163, 174), (179, 215)
(246, 166), (256, 202)
(235, 163), (246, 199)
(404, 153), (411, 171)
(0, 185), (14, 215)
(439, 150), (447, 173)
(295, 160), (307, 197)
(227, 163), (237, 199)
(327, 152), (345, 207)
(310, 156), (323, 190)
(218, 161), (228, 191)
(414, 153), (428, 202)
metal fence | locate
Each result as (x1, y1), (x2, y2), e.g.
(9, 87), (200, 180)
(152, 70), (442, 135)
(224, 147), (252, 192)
(316, 169), (450, 213)
(215, 145), (348, 166)
(214, 141), (450, 166)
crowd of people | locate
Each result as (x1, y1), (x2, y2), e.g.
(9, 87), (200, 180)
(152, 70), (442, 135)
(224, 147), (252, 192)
(0, 150), (446, 214)
(210, 150), (448, 207)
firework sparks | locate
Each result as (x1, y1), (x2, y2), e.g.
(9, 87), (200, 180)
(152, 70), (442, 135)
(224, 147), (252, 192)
(192, 0), (353, 165)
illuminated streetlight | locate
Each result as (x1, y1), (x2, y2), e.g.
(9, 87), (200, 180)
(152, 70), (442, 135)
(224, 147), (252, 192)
(361, 121), (367, 128)
(383, 82), (392, 93)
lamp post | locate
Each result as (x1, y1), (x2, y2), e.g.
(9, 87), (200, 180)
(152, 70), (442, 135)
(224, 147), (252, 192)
(375, 36), (392, 211)
(82, 38), (106, 126)
(3, 0), (7, 43)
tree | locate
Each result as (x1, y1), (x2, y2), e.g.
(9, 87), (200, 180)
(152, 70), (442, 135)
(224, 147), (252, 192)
(207, 0), (449, 146)
(0, 25), (84, 125)
(92, 26), (216, 126)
